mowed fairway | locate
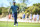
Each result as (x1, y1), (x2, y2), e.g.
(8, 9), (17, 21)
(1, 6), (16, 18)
(0, 21), (40, 27)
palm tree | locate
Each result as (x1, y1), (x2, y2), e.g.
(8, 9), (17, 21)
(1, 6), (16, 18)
(13, 0), (15, 1)
(23, 0), (28, 3)
(22, 0), (28, 12)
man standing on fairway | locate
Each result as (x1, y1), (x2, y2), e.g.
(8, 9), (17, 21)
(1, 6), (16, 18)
(8, 1), (19, 26)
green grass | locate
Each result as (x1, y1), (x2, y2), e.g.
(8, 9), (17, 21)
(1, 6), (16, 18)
(0, 21), (40, 27)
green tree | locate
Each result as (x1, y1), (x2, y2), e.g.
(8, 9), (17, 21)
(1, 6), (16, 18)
(13, 0), (15, 1)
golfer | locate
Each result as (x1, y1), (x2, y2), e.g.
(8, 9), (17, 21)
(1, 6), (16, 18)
(8, 1), (19, 26)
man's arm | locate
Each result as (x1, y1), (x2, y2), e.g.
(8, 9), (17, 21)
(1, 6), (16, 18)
(8, 6), (12, 13)
(17, 7), (19, 13)
(17, 7), (19, 10)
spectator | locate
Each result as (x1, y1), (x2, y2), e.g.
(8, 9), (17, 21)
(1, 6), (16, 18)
(30, 14), (32, 22)
(22, 11), (25, 20)
(27, 13), (29, 21)
(36, 14), (39, 22)
(33, 14), (36, 21)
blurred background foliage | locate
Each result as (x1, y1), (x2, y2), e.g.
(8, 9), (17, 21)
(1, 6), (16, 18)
(0, 0), (40, 17)
(0, 3), (40, 15)
(25, 3), (40, 15)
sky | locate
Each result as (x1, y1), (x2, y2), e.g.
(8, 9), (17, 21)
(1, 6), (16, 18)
(0, 0), (40, 7)
(7, 0), (40, 7)
(27, 0), (40, 7)
(0, 0), (10, 7)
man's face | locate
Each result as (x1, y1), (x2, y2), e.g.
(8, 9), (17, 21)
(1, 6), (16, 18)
(13, 3), (15, 5)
